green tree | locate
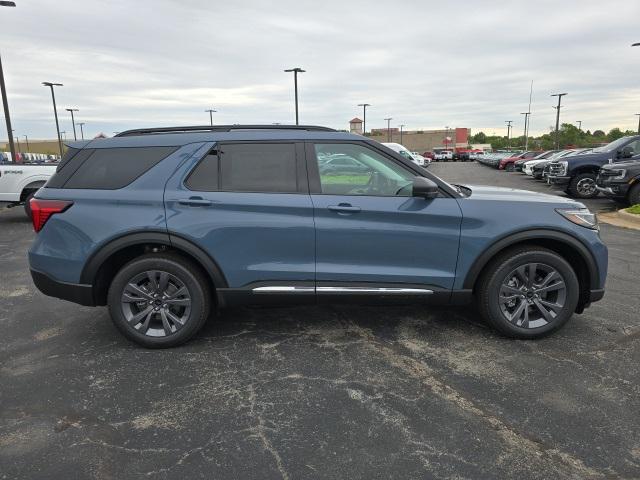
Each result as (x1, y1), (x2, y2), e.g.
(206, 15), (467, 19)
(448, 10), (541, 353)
(471, 131), (487, 143)
(607, 128), (624, 141)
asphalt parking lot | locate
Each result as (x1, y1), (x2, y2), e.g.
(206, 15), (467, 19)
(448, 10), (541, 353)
(1, 162), (639, 480)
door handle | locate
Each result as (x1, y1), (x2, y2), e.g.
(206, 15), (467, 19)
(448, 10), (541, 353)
(328, 204), (361, 213)
(178, 197), (213, 207)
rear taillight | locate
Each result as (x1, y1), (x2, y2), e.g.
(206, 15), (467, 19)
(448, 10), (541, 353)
(30, 199), (73, 232)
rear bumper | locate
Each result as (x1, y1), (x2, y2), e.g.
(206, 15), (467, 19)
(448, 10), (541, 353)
(30, 269), (95, 306)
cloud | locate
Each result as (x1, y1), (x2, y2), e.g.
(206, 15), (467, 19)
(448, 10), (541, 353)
(1, 0), (639, 140)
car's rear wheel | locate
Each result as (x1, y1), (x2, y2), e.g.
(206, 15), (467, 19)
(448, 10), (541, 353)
(477, 246), (579, 339)
(23, 191), (35, 219)
(568, 173), (598, 199)
(107, 253), (211, 348)
(628, 183), (640, 206)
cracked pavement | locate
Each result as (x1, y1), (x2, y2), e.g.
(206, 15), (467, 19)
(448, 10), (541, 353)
(1, 163), (639, 479)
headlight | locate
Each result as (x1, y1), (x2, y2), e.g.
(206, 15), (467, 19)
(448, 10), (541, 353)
(558, 160), (568, 175)
(556, 208), (598, 230)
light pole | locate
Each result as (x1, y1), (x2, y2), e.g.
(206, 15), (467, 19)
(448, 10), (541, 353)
(444, 125), (450, 151)
(77, 122), (85, 140)
(551, 93), (567, 149)
(65, 108), (78, 140)
(0, 1), (16, 163)
(520, 112), (530, 150)
(284, 67), (305, 125)
(576, 120), (582, 131)
(399, 124), (405, 145)
(205, 108), (216, 126)
(357, 103), (371, 135)
(60, 130), (66, 141)
(384, 118), (392, 141)
(12, 129), (19, 153)
(23, 134), (28, 151)
(505, 120), (513, 149)
(42, 82), (64, 157)
(636, 114), (640, 135)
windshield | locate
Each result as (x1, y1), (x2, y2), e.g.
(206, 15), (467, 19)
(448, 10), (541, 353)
(593, 137), (632, 153)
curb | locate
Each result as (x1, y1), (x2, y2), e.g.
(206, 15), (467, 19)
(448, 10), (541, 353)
(618, 209), (640, 226)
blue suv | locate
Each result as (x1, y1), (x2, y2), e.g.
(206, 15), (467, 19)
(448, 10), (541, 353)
(28, 125), (608, 347)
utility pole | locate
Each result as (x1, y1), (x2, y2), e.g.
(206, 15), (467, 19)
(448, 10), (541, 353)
(0, 1), (17, 163)
(66, 108), (79, 141)
(505, 120), (513, 149)
(399, 124), (405, 145)
(384, 118), (392, 142)
(205, 108), (216, 126)
(357, 103), (371, 135)
(551, 93), (567, 149)
(635, 114), (640, 135)
(23, 134), (28, 151)
(42, 82), (64, 157)
(520, 112), (530, 150)
(77, 122), (85, 140)
(284, 67), (305, 125)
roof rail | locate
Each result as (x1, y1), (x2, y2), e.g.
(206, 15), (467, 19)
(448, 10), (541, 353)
(115, 125), (337, 137)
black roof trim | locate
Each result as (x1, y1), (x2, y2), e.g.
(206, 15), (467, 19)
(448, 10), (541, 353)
(115, 125), (337, 137)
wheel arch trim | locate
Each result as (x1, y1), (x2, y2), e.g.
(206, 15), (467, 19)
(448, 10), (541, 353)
(462, 228), (600, 290)
(79, 230), (228, 288)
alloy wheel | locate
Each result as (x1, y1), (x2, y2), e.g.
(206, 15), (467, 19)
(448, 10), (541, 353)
(498, 263), (567, 329)
(120, 270), (192, 337)
(576, 177), (596, 196)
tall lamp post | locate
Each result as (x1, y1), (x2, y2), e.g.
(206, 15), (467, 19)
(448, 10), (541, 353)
(284, 67), (305, 125)
(60, 130), (66, 141)
(205, 108), (216, 126)
(0, 1), (17, 163)
(551, 93), (567, 149)
(23, 134), (28, 151)
(576, 120), (582, 131)
(42, 82), (64, 157)
(77, 122), (85, 140)
(399, 124), (405, 145)
(505, 120), (513, 149)
(65, 108), (79, 140)
(357, 103), (371, 135)
(384, 117), (392, 141)
(520, 112), (530, 150)
(635, 114), (640, 135)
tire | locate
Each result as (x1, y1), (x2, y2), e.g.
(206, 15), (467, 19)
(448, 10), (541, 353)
(107, 253), (211, 348)
(628, 183), (640, 206)
(476, 246), (579, 339)
(23, 191), (35, 219)
(505, 164), (515, 172)
(567, 172), (598, 199)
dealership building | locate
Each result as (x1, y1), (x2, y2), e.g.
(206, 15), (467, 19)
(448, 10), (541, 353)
(349, 118), (473, 153)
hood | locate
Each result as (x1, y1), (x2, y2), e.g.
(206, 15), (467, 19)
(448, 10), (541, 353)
(600, 158), (640, 170)
(462, 185), (585, 207)
(560, 151), (607, 163)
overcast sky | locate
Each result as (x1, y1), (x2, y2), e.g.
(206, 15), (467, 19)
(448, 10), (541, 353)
(1, 0), (639, 141)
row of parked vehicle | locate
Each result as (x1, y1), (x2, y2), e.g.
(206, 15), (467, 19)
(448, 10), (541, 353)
(475, 135), (640, 204)
(1, 152), (60, 163)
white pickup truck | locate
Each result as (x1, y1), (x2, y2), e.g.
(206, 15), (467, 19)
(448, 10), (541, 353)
(0, 162), (57, 218)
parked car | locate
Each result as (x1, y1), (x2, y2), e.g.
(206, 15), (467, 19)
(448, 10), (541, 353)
(523, 150), (576, 176)
(499, 151), (540, 171)
(411, 151), (430, 166)
(595, 156), (640, 205)
(28, 125), (607, 347)
(319, 155), (370, 175)
(477, 151), (516, 168)
(547, 136), (640, 198)
(535, 149), (594, 180)
(433, 150), (453, 161)
(0, 159), (58, 218)
(514, 151), (558, 172)
(381, 143), (426, 167)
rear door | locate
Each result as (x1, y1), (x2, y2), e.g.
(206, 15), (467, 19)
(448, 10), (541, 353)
(164, 141), (315, 292)
(307, 141), (462, 295)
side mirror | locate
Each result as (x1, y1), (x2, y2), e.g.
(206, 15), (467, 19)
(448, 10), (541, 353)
(412, 176), (439, 199)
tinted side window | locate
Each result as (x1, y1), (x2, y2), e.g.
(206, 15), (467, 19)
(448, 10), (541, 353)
(187, 143), (297, 193)
(46, 148), (95, 188)
(63, 147), (176, 189)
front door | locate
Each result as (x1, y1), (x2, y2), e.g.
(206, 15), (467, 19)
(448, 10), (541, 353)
(307, 142), (462, 294)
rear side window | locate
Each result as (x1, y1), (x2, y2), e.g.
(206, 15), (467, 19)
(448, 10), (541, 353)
(63, 147), (176, 189)
(186, 143), (297, 193)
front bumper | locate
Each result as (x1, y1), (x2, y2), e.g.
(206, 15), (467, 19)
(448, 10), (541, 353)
(547, 175), (571, 185)
(595, 179), (630, 199)
(30, 269), (95, 306)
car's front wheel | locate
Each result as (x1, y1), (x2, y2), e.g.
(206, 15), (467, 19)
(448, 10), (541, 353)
(477, 246), (579, 339)
(505, 163), (515, 172)
(567, 173), (598, 199)
(107, 253), (211, 348)
(627, 183), (640, 206)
